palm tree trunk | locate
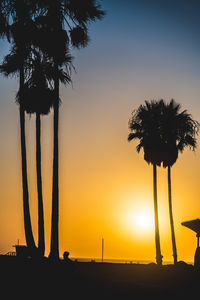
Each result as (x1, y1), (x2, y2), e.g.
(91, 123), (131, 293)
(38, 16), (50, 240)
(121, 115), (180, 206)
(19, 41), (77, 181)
(36, 112), (45, 257)
(167, 166), (177, 264)
(49, 66), (59, 260)
(19, 66), (36, 253)
(153, 164), (163, 265)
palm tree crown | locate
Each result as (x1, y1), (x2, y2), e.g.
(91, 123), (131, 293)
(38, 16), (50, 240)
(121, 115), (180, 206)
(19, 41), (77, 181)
(128, 99), (199, 168)
(128, 100), (165, 167)
(161, 99), (199, 168)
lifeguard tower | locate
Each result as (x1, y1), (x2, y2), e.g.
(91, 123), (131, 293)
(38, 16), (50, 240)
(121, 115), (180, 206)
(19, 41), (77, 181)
(13, 240), (30, 258)
(182, 219), (200, 268)
(13, 244), (30, 258)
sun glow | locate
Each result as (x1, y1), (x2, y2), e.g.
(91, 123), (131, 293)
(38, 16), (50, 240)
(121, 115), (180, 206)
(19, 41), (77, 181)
(135, 212), (153, 231)
(119, 195), (155, 238)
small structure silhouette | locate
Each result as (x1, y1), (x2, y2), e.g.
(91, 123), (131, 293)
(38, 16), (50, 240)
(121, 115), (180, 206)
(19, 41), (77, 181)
(182, 219), (200, 268)
(13, 245), (30, 258)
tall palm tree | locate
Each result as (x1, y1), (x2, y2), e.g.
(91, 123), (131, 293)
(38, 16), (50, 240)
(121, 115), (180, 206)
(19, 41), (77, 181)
(18, 51), (55, 257)
(22, 51), (73, 257)
(34, 0), (105, 260)
(1, 0), (105, 260)
(1, 45), (73, 258)
(0, 0), (38, 255)
(0, 0), (77, 259)
(128, 100), (164, 265)
(161, 99), (199, 264)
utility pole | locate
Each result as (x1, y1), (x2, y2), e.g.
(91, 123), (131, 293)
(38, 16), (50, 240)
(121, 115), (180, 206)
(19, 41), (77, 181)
(102, 238), (104, 263)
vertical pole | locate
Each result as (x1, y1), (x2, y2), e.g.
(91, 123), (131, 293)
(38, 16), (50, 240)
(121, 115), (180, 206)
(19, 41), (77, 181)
(102, 238), (104, 263)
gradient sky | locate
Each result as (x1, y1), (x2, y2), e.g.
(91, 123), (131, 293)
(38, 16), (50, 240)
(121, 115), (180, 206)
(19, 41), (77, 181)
(0, 0), (200, 263)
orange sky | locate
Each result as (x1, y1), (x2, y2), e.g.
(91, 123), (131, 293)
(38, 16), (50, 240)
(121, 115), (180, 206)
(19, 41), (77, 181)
(0, 0), (200, 263)
(0, 101), (199, 263)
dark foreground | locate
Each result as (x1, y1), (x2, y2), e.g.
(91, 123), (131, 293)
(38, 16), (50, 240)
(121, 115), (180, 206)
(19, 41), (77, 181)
(1, 255), (200, 299)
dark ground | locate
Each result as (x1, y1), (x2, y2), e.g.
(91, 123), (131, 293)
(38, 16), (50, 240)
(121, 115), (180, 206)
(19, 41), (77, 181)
(1, 255), (199, 299)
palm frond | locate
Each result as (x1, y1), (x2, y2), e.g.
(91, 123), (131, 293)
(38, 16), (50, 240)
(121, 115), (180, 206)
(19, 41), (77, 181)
(0, 51), (20, 77)
(0, 11), (11, 40)
(69, 25), (89, 48)
(63, 0), (105, 25)
(128, 132), (141, 142)
(16, 85), (54, 115)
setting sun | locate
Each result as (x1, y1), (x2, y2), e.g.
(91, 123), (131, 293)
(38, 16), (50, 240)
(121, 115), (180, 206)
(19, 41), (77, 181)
(135, 212), (153, 231)
(118, 195), (156, 240)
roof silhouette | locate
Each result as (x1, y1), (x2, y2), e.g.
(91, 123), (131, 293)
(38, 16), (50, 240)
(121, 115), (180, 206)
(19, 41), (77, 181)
(182, 219), (200, 236)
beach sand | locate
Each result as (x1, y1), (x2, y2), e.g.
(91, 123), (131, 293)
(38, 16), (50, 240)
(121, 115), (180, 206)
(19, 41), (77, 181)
(1, 255), (199, 299)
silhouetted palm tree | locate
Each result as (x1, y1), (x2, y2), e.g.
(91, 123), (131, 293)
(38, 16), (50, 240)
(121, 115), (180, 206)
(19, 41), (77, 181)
(21, 51), (73, 257)
(34, 0), (105, 260)
(128, 101), (164, 265)
(18, 51), (55, 257)
(1, 44), (73, 257)
(0, 0), (38, 255)
(1, 0), (104, 260)
(161, 99), (199, 264)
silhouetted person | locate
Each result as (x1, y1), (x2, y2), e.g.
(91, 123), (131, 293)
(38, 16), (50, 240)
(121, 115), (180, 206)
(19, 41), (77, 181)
(63, 251), (72, 263)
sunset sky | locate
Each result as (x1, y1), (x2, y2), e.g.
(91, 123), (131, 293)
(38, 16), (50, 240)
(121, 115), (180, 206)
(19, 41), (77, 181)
(0, 0), (200, 263)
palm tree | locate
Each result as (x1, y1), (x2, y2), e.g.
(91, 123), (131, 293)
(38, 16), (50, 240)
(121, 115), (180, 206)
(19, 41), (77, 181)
(1, 0), (104, 260)
(0, 0), (38, 255)
(18, 51), (56, 257)
(34, 0), (105, 260)
(38, 26), (72, 260)
(128, 100), (164, 265)
(161, 99), (199, 264)
(22, 51), (73, 257)
(1, 45), (72, 258)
